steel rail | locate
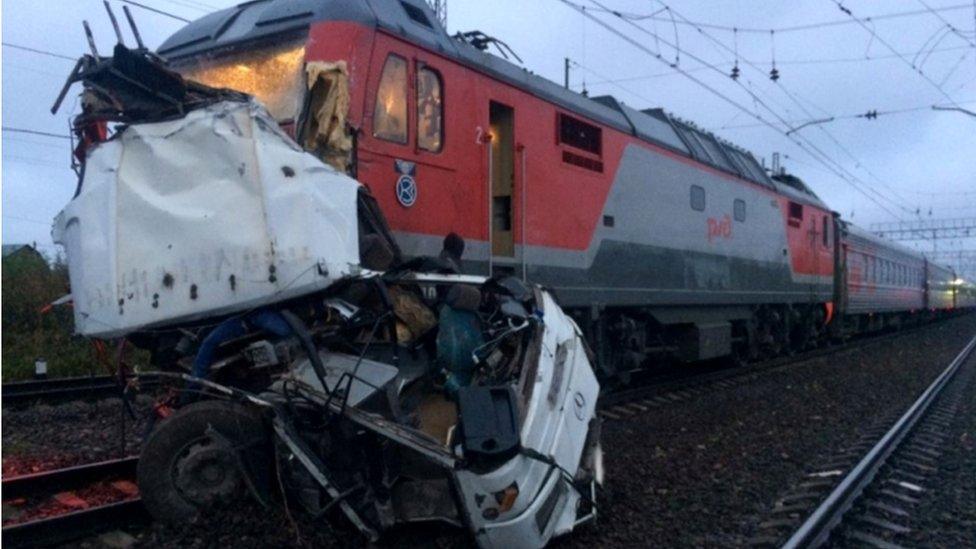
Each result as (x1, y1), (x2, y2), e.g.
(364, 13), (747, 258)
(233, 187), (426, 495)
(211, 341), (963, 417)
(2, 374), (159, 407)
(2, 456), (139, 499)
(1, 456), (147, 547)
(2, 498), (148, 548)
(599, 320), (942, 410)
(781, 331), (976, 548)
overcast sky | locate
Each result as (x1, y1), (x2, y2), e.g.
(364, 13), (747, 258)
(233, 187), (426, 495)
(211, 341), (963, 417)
(3, 0), (974, 272)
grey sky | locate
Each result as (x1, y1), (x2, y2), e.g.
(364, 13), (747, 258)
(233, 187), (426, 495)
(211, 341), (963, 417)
(3, 0), (974, 271)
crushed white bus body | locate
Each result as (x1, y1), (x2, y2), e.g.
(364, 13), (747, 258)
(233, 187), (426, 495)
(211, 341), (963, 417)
(52, 100), (363, 339)
(51, 45), (601, 548)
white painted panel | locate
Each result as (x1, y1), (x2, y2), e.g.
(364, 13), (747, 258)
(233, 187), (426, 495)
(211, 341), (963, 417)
(53, 101), (362, 337)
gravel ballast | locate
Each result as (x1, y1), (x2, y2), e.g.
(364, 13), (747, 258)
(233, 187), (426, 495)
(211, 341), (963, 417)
(2, 396), (155, 476)
(6, 315), (975, 547)
(563, 314), (976, 548)
(898, 350), (976, 548)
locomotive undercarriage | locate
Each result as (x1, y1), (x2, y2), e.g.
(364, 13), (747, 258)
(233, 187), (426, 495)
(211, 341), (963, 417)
(578, 299), (961, 381)
(576, 302), (838, 380)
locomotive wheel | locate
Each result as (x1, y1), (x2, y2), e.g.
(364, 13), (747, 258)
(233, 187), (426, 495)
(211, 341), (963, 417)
(137, 400), (272, 523)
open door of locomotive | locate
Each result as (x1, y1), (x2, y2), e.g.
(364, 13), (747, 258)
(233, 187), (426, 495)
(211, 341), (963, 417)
(488, 101), (524, 278)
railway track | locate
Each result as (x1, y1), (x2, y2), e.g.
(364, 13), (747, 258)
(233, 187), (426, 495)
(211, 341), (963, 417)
(1, 374), (159, 408)
(596, 324), (940, 422)
(777, 332), (976, 548)
(1, 456), (149, 547)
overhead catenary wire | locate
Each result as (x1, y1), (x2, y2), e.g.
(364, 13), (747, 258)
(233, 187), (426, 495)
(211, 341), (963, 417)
(643, 1), (917, 217)
(638, 2), (911, 215)
(566, 0), (914, 221)
(558, 0), (901, 220)
(4, 215), (56, 227)
(2, 127), (72, 140)
(586, 45), (974, 86)
(154, 0), (219, 13)
(117, 0), (190, 22)
(831, 0), (965, 108)
(2, 42), (76, 61)
(713, 98), (976, 129)
(584, 2), (975, 35)
(647, 0), (922, 216)
(916, 0), (976, 49)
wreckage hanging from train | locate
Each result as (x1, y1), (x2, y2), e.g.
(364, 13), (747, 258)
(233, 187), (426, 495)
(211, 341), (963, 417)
(50, 7), (602, 547)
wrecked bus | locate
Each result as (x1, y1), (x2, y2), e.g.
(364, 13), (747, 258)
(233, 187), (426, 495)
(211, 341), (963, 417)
(50, 39), (601, 548)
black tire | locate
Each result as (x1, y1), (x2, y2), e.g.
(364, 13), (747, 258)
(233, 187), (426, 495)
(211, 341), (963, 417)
(137, 400), (271, 523)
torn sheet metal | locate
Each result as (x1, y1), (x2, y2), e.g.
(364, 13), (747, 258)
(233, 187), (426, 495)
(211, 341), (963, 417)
(52, 100), (362, 338)
(303, 61), (353, 172)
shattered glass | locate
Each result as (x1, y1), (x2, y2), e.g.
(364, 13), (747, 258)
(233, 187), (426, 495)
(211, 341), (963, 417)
(178, 43), (306, 122)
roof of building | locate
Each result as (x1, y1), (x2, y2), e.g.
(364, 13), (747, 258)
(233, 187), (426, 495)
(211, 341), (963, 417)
(2, 244), (43, 259)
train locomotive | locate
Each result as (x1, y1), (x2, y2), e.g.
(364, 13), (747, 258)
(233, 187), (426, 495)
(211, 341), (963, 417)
(152, 0), (974, 379)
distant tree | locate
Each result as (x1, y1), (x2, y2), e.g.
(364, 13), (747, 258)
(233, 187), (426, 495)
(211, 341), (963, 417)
(2, 249), (94, 380)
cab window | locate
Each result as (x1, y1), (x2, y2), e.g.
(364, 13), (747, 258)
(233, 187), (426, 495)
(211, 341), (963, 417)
(373, 55), (408, 144)
(417, 66), (443, 152)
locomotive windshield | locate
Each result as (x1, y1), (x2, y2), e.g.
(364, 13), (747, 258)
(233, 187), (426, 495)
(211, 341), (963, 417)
(177, 42), (306, 122)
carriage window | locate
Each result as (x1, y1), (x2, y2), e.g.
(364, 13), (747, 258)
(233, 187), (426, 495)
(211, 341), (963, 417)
(373, 55), (408, 144)
(734, 199), (746, 222)
(559, 113), (602, 155)
(691, 185), (706, 211)
(822, 216), (830, 247)
(417, 66), (443, 152)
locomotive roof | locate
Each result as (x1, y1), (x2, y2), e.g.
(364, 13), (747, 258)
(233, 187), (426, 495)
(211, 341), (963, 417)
(158, 0), (823, 205)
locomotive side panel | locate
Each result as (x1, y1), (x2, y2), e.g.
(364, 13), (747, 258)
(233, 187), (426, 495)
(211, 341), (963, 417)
(310, 24), (834, 312)
(524, 144), (833, 308)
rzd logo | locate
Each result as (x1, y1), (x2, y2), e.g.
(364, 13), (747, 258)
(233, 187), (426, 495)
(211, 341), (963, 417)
(707, 215), (732, 242)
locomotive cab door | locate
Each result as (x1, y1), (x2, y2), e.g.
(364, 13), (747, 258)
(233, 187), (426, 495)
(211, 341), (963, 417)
(488, 101), (517, 275)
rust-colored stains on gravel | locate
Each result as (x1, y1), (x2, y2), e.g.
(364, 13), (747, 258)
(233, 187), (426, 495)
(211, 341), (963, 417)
(2, 396), (153, 474)
(562, 315), (976, 548)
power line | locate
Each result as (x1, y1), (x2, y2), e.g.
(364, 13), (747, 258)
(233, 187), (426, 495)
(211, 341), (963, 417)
(2, 127), (72, 140)
(4, 215), (54, 227)
(585, 45), (974, 86)
(574, 0), (916, 221)
(916, 0), (976, 49)
(3, 136), (70, 150)
(713, 99), (976, 129)
(589, 2), (975, 34)
(155, 0), (219, 13)
(831, 0), (964, 108)
(2, 42), (76, 61)
(645, 0), (918, 217)
(561, 0), (911, 222)
(118, 0), (190, 22)
(2, 155), (71, 170)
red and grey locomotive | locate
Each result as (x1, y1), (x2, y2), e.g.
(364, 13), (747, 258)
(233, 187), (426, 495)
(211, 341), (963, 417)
(156, 0), (971, 377)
